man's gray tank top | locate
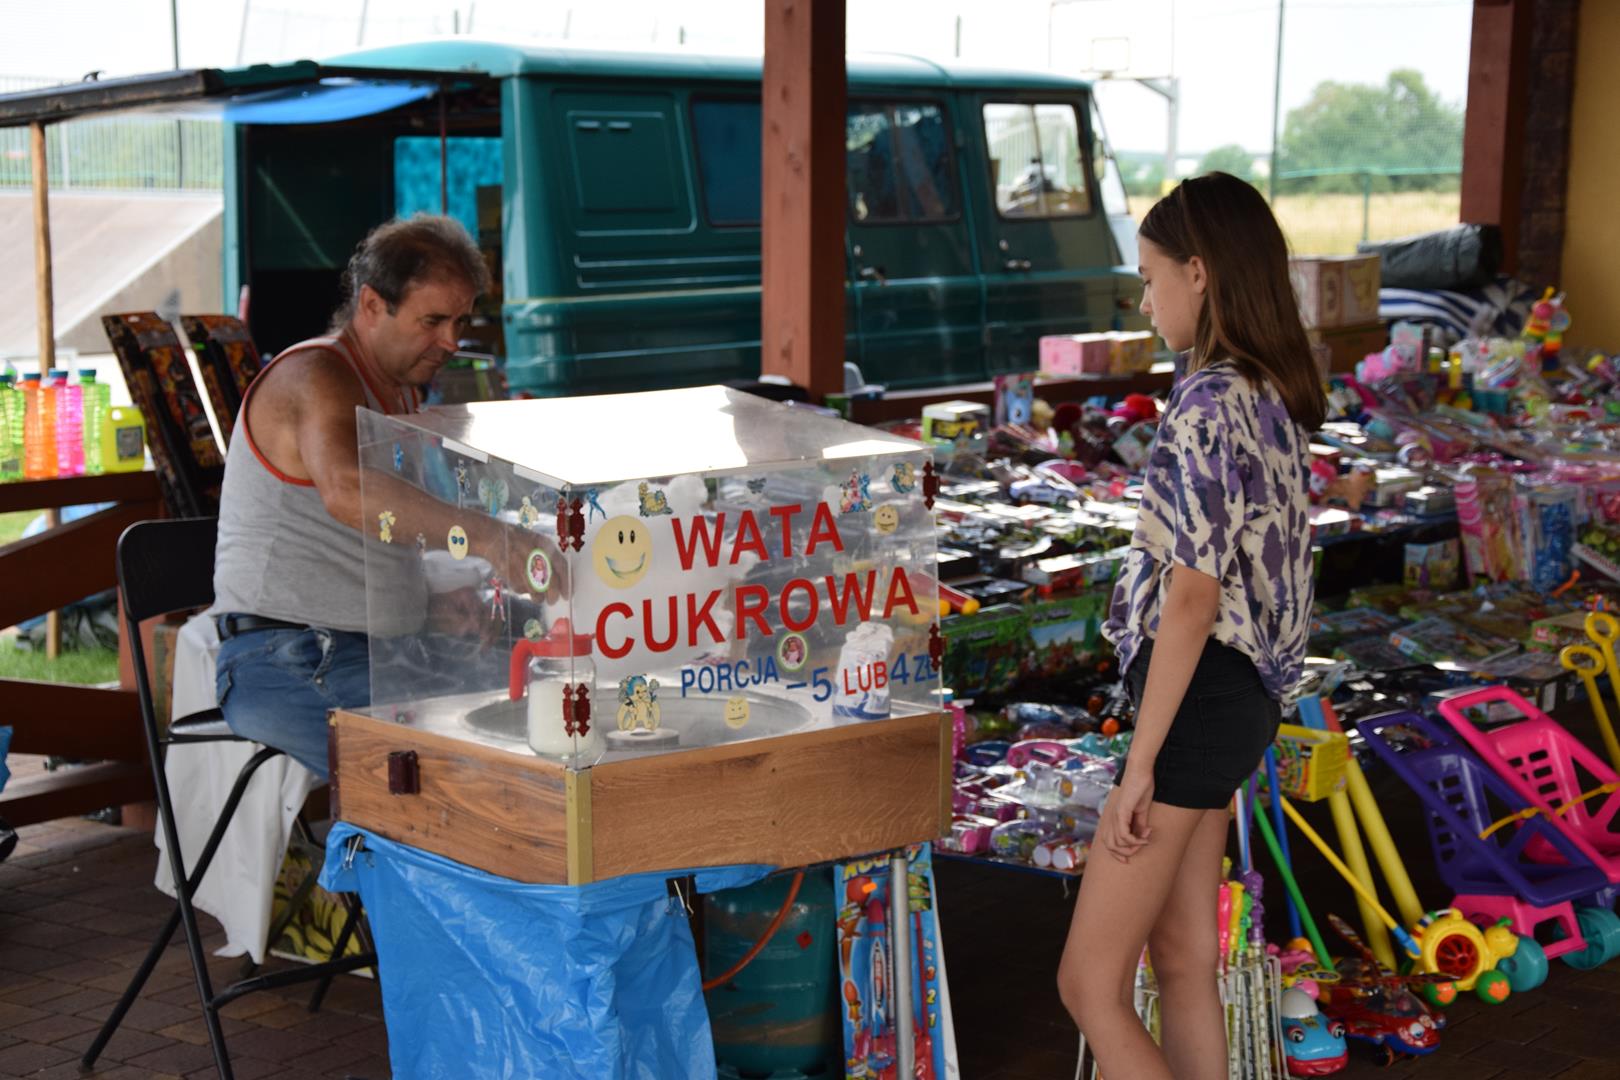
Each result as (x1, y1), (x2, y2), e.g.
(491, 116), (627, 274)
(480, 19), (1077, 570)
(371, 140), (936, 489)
(211, 333), (426, 636)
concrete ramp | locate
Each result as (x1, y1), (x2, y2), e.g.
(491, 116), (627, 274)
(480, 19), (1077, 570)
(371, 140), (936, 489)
(0, 191), (222, 362)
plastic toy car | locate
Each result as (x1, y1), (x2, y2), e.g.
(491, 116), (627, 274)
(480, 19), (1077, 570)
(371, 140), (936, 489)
(1280, 987), (1348, 1076)
(1318, 916), (1446, 1065)
(1319, 957), (1443, 1065)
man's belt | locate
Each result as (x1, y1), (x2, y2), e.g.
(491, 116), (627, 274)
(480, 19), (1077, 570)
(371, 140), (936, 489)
(216, 613), (308, 640)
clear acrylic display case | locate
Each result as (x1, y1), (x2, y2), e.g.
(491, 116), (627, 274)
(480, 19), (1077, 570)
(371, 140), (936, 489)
(335, 387), (949, 883)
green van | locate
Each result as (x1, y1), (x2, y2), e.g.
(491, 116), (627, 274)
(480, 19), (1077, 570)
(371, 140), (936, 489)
(224, 40), (1145, 396)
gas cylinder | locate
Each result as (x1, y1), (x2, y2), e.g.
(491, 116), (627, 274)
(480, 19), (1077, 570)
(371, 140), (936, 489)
(704, 868), (840, 1078)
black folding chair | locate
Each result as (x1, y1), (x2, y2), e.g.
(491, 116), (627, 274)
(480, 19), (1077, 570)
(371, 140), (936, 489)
(84, 518), (375, 1080)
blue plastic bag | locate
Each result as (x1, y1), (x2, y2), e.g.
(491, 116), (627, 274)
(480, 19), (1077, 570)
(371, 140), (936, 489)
(0, 725), (10, 793)
(321, 823), (768, 1079)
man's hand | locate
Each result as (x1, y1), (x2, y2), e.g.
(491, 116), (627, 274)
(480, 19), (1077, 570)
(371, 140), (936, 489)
(1100, 765), (1155, 863)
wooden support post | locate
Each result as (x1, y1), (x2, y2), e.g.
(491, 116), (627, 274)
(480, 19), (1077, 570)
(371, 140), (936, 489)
(761, 0), (846, 401)
(31, 121), (55, 378)
(1461, 0), (1533, 273)
(45, 507), (61, 660)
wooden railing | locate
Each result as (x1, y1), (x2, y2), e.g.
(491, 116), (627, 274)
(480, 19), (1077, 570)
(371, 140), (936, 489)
(1, 471), (162, 825)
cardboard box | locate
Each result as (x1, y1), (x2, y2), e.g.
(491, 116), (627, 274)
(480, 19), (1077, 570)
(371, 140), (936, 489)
(1308, 321), (1387, 374)
(1040, 333), (1112, 376)
(1108, 331), (1156, 374)
(1291, 254), (1381, 329)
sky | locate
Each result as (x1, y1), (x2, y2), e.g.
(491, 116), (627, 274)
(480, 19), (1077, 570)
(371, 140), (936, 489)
(0, 0), (1474, 156)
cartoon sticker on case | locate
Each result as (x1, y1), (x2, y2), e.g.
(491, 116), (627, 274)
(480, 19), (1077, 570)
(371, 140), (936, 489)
(377, 510), (396, 543)
(724, 694), (751, 730)
(392, 442), (404, 471)
(526, 547), (553, 594)
(873, 504), (900, 535)
(840, 470), (873, 514)
(891, 461), (917, 495)
(447, 525), (469, 560)
(637, 481), (672, 517)
(616, 675), (661, 731)
(454, 462), (471, 507)
(778, 632), (809, 672)
(479, 476), (508, 515)
(518, 495), (541, 530)
(592, 516), (651, 589)
(585, 487), (606, 521)
(523, 618), (543, 641)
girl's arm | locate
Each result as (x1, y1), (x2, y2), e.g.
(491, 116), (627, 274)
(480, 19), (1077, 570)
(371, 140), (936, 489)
(1125, 565), (1220, 771)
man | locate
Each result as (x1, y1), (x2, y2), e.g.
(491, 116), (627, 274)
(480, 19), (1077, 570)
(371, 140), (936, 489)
(211, 214), (524, 777)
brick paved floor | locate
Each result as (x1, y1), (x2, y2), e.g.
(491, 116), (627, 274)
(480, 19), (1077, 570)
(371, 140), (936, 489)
(5, 749), (1620, 1078)
(0, 814), (390, 1080)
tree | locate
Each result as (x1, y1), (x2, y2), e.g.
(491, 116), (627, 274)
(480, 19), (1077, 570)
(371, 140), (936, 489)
(1196, 144), (1256, 184)
(1276, 69), (1463, 194)
(1116, 152), (1164, 199)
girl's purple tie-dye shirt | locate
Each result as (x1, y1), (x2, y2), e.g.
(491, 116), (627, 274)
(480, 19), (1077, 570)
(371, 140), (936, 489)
(1102, 359), (1313, 700)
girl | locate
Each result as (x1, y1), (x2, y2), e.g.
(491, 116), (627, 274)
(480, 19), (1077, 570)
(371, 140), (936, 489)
(1056, 172), (1325, 1079)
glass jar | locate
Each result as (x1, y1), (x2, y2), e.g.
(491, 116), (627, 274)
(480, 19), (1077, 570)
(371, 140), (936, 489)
(509, 620), (598, 759)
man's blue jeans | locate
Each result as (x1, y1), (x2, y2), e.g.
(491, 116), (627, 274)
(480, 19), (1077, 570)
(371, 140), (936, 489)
(214, 621), (370, 779)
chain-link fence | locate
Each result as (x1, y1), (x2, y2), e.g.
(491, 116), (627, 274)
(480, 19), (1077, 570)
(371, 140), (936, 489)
(0, 75), (223, 193)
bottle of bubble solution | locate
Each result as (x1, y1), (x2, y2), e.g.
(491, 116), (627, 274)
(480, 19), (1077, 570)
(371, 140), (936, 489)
(80, 368), (109, 476)
(0, 373), (21, 481)
(53, 368), (83, 477)
(21, 371), (55, 479)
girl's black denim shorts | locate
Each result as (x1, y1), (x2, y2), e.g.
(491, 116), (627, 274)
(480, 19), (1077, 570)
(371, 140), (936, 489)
(1114, 637), (1282, 809)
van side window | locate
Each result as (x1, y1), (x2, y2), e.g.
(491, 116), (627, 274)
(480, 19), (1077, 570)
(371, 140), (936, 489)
(983, 103), (1094, 219)
(691, 99), (763, 227)
(846, 102), (959, 225)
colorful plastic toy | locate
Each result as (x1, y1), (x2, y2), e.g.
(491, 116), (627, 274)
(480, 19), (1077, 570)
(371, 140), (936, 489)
(1356, 711), (1618, 977)
(1280, 987), (1348, 1077)
(1436, 685), (1620, 894)
(1411, 909), (1515, 1004)
(1566, 611), (1620, 770)
(1317, 915), (1445, 1065)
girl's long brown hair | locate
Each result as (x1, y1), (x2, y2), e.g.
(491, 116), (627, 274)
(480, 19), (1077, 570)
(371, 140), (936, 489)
(1139, 172), (1326, 431)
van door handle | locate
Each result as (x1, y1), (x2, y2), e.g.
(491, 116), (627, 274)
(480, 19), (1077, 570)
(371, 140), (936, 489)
(858, 265), (887, 285)
(1004, 258), (1032, 272)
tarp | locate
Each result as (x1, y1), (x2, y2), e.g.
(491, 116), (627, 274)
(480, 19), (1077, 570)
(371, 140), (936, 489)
(148, 79), (437, 125)
(221, 79), (435, 125)
(321, 823), (769, 1080)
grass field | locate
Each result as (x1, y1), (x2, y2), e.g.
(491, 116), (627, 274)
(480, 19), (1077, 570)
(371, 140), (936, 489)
(1128, 189), (1461, 257)
(0, 506), (120, 687)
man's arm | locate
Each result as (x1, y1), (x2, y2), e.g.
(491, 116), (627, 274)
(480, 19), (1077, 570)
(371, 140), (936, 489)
(287, 355), (565, 592)
(289, 356), (370, 531)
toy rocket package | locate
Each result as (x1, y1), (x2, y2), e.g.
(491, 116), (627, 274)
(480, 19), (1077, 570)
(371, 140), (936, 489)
(836, 844), (953, 1080)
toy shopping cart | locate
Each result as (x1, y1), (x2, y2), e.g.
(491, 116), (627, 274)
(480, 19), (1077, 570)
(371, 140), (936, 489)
(1357, 711), (1620, 977)
(1436, 686), (1620, 896)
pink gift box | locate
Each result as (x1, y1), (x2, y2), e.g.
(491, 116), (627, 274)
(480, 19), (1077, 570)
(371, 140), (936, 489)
(1040, 333), (1113, 376)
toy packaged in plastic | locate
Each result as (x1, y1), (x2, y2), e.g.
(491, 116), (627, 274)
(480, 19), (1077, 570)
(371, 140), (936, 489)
(1388, 616), (1517, 666)
(835, 846), (952, 1079)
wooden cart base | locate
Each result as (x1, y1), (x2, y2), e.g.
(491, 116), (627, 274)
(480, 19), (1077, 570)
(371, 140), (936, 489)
(329, 708), (951, 885)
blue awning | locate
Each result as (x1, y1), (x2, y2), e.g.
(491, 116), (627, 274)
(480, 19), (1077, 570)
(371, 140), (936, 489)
(220, 78), (436, 124)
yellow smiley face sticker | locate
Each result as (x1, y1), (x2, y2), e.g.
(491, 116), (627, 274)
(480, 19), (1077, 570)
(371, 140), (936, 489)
(724, 694), (750, 730)
(873, 504), (900, 535)
(447, 525), (469, 560)
(592, 515), (651, 589)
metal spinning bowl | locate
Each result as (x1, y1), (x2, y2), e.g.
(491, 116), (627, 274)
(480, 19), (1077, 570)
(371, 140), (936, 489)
(462, 687), (816, 754)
